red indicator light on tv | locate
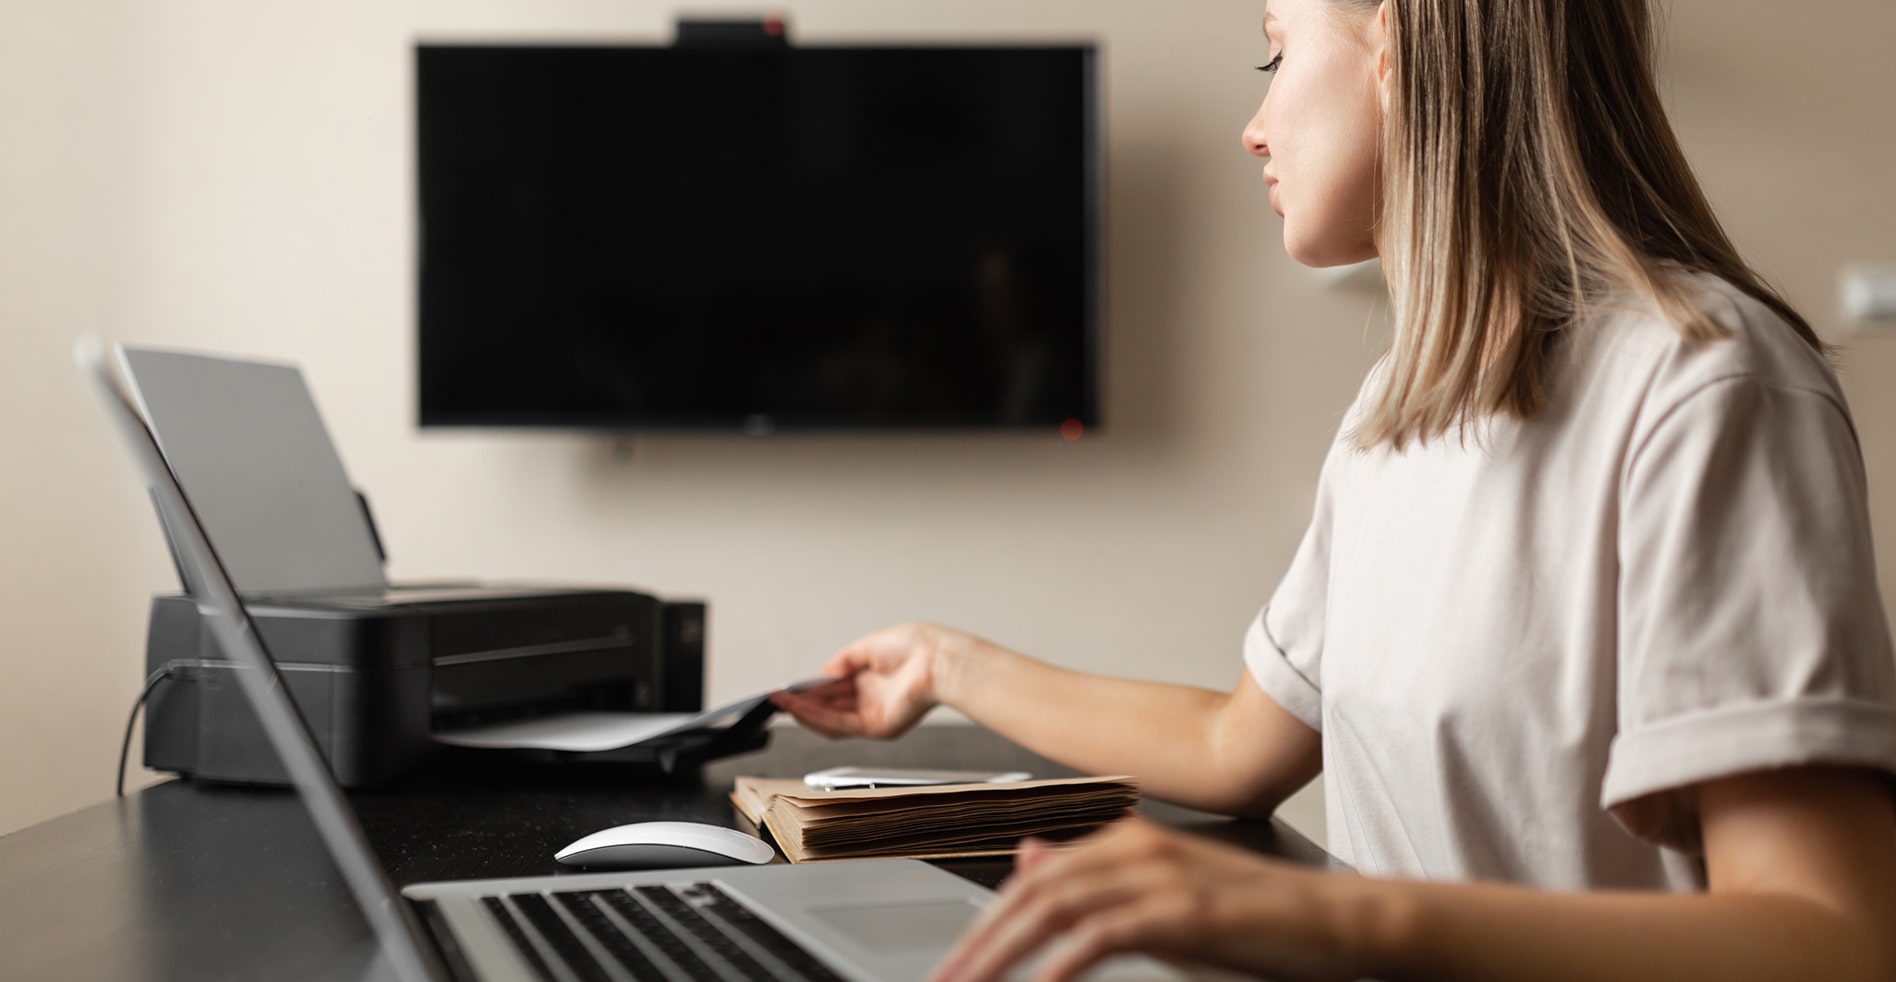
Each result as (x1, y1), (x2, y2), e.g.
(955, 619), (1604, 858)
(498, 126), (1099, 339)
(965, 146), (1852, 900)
(1060, 419), (1085, 441)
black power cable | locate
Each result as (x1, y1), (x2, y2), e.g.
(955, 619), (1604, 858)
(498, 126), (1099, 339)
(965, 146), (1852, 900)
(116, 666), (174, 798)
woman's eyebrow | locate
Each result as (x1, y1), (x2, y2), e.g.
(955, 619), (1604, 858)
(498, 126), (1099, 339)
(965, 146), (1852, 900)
(1262, 10), (1280, 34)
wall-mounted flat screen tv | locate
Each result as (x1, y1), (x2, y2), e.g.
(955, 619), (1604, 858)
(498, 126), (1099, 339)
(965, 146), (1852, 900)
(416, 43), (1099, 432)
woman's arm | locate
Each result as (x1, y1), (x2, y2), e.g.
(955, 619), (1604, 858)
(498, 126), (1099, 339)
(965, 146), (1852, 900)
(932, 765), (1896, 982)
(1394, 765), (1896, 981)
(937, 634), (1322, 817)
(771, 622), (1322, 817)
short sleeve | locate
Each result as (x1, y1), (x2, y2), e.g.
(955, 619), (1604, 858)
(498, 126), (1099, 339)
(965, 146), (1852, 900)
(1604, 375), (1896, 851)
(1244, 444), (1342, 732)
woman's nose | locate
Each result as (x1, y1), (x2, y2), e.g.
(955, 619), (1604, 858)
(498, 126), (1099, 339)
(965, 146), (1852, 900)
(1241, 104), (1270, 159)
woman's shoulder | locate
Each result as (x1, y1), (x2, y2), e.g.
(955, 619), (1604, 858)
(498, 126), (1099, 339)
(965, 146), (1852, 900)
(1582, 270), (1841, 415)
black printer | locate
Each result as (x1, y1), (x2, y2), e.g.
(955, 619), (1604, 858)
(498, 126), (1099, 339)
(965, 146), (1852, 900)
(142, 586), (708, 787)
(121, 345), (736, 788)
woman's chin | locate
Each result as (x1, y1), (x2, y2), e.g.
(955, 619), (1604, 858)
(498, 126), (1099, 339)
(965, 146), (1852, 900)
(1283, 229), (1377, 269)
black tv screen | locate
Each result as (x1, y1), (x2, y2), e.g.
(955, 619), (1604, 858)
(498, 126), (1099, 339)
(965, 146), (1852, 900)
(416, 43), (1099, 432)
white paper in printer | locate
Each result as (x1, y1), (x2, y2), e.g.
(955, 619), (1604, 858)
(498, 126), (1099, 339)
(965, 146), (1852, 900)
(432, 677), (832, 753)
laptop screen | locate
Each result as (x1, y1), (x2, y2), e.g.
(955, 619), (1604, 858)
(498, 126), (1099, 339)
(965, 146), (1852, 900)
(80, 340), (444, 982)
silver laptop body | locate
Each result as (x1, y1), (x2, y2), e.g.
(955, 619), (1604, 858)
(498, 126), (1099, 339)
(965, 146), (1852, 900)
(81, 340), (1180, 982)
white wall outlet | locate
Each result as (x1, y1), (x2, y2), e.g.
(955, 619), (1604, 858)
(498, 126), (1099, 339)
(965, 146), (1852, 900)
(1842, 263), (1896, 328)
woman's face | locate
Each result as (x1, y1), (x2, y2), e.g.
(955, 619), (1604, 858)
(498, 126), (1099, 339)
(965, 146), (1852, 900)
(1242, 0), (1387, 268)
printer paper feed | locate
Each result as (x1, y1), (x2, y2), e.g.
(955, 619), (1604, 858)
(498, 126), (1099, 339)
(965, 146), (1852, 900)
(117, 347), (389, 596)
(432, 677), (830, 753)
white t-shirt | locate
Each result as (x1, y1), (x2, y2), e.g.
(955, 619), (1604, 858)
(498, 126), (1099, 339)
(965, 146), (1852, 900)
(1246, 275), (1896, 891)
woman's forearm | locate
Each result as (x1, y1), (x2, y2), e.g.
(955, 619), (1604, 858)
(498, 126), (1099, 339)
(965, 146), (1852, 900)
(1358, 875), (1895, 982)
(929, 771), (1896, 982)
(929, 637), (1317, 816)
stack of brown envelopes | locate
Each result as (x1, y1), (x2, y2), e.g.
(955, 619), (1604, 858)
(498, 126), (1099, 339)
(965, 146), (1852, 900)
(730, 775), (1141, 863)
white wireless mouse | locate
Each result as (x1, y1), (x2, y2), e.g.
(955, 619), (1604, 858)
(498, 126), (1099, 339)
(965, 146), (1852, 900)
(554, 821), (776, 869)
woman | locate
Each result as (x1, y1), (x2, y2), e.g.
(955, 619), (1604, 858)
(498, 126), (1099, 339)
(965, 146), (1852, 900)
(773, 0), (1896, 978)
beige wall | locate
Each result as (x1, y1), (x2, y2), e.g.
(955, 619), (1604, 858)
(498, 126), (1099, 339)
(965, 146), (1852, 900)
(2, 0), (1892, 852)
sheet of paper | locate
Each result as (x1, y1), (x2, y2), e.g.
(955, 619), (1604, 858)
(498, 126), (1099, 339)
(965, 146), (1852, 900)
(433, 677), (831, 752)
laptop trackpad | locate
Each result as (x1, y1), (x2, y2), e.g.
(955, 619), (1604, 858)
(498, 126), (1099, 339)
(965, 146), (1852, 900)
(812, 899), (982, 953)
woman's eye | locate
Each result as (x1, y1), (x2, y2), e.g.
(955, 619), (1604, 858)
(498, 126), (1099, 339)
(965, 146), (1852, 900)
(1256, 53), (1283, 74)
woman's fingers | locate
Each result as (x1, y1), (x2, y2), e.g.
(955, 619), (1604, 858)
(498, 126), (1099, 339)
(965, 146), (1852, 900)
(771, 685), (859, 715)
(775, 681), (920, 740)
(1031, 895), (1198, 982)
(818, 649), (872, 679)
(767, 691), (828, 719)
(769, 692), (865, 737)
(934, 820), (1263, 982)
(1014, 836), (1055, 872)
(784, 622), (952, 739)
(936, 836), (1184, 982)
(944, 874), (1173, 982)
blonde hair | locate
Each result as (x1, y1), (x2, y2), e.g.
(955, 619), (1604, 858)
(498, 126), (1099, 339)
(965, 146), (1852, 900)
(1341, 0), (1824, 450)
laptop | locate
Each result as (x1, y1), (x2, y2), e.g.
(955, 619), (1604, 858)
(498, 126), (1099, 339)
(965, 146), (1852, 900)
(79, 339), (1182, 982)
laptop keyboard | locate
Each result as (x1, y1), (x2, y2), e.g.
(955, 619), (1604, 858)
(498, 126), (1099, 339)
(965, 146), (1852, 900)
(483, 882), (848, 982)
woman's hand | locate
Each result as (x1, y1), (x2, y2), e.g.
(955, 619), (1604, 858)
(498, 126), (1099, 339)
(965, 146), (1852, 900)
(769, 622), (976, 740)
(931, 818), (1394, 982)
